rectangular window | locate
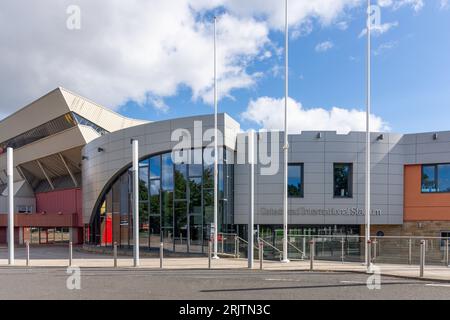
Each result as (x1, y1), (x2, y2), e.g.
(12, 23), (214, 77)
(441, 231), (450, 249)
(150, 156), (161, 179)
(162, 153), (174, 191)
(288, 164), (304, 198)
(422, 164), (450, 193)
(334, 163), (353, 198)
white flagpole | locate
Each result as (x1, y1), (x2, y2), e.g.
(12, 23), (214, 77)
(282, 0), (289, 263)
(132, 139), (140, 267)
(7, 147), (14, 265)
(248, 130), (255, 269)
(213, 16), (219, 259)
(365, 0), (372, 269)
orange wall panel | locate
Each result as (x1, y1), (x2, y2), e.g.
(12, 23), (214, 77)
(404, 165), (450, 221)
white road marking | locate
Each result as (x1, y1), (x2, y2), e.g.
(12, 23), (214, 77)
(265, 278), (301, 282)
(425, 283), (450, 288)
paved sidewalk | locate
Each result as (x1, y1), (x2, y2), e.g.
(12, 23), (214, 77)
(1, 247), (449, 281)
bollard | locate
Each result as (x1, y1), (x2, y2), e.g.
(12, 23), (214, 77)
(26, 241), (30, 267)
(69, 241), (73, 267)
(160, 242), (164, 269)
(373, 240), (377, 263)
(309, 240), (315, 271)
(341, 237), (345, 263)
(445, 239), (449, 267)
(420, 240), (425, 278)
(236, 237), (240, 258)
(234, 236), (238, 257)
(259, 241), (264, 270)
(113, 242), (118, 268)
(408, 238), (412, 265)
(367, 240), (372, 267)
(302, 237), (306, 260)
(208, 240), (212, 269)
(221, 236), (224, 254)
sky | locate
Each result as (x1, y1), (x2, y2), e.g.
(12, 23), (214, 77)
(0, 0), (449, 134)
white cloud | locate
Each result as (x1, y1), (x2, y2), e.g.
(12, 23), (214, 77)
(335, 21), (349, 30)
(147, 96), (170, 113)
(315, 41), (334, 52)
(373, 41), (398, 56)
(440, 0), (450, 10)
(359, 21), (399, 38)
(377, 0), (424, 11)
(241, 96), (390, 134)
(0, 0), (365, 116)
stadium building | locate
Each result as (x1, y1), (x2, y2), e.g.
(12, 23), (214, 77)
(1, 88), (450, 251)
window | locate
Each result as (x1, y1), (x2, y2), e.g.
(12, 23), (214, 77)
(0, 112), (108, 151)
(288, 164), (303, 198)
(17, 205), (33, 213)
(334, 163), (353, 198)
(422, 164), (450, 193)
(441, 231), (450, 249)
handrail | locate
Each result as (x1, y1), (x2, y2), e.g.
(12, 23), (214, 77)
(258, 237), (283, 261)
(288, 241), (305, 257)
(258, 237), (282, 254)
(285, 234), (450, 240)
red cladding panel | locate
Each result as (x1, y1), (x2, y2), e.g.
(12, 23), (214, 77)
(36, 189), (83, 223)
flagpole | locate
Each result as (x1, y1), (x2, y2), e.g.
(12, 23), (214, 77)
(365, 0), (372, 270)
(213, 16), (219, 259)
(282, 0), (289, 263)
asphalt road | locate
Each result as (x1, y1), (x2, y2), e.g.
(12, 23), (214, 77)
(0, 267), (449, 300)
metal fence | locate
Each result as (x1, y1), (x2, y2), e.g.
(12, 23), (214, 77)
(217, 233), (450, 266)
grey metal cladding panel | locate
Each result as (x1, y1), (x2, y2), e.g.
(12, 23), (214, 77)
(387, 133), (404, 145)
(290, 132), (322, 141)
(324, 141), (359, 153)
(304, 183), (325, 194)
(368, 143), (391, 154)
(304, 172), (325, 184)
(324, 132), (359, 142)
(416, 131), (450, 143)
(289, 194), (324, 204)
(323, 215), (360, 225)
(324, 198), (358, 206)
(144, 121), (171, 135)
(257, 183), (283, 194)
(370, 215), (390, 225)
(288, 215), (326, 225)
(416, 153), (450, 164)
(145, 131), (173, 145)
(355, 184), (389, 195)
(399, 134), (417, 145)
(289, 152), (324, 163)
(416, 141), (450, 155)
(356, 163), (389, 174)
(325, 152), (358, 163)
(387, 174), (403, 185)
(289, 141), (325, 153)
(256, 172), (283, 184)
(389, 143), (416, 155)
(388, 164), (404, 175)
(357, 152), (388, 164)
(387, 153), (409, 165)
(388, 205), (403, 215)
(234, 184), (249, 195)
(388, 194), (403, 204)
(304, 162), (325, 173)
(256, 194), (283, 204)
(387, 214), (403, 224)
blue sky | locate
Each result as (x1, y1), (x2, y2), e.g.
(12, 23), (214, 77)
(117, 2), (450, 133)
(1, 0), (449, 134)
